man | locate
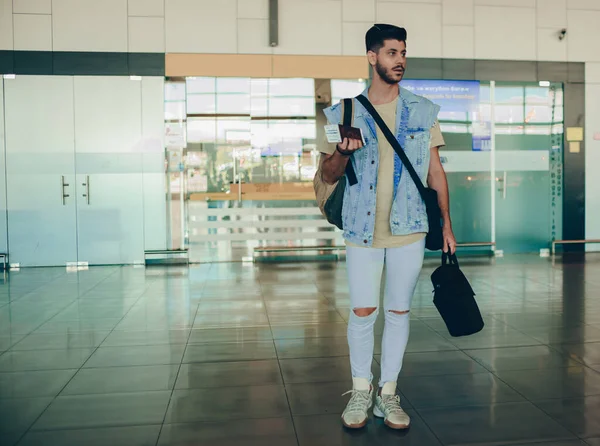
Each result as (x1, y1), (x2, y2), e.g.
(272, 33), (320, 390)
(320, 24), (456, 430)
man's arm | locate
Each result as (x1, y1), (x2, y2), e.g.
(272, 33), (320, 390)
(321, 138), (363, 185)
(427, 146), (457, 254)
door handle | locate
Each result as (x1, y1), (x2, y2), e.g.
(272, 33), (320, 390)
(61, 176), (70, 205)
(496, 171), (507, 199)
(82, 175), (90, 205)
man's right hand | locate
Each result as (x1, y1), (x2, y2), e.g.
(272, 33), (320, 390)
(337, 137), (364, 156)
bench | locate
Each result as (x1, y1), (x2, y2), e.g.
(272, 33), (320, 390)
(253, 242), (496, 261)
(551, 239), (600, 255)
(144, 249), (189, 265)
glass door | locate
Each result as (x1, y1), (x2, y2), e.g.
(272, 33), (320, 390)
(491, 82), (563, 254)
(4, 76), (78, 267)
(73, 76), (145, 265)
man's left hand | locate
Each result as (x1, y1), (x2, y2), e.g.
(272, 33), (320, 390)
(443, 226), (457, 254)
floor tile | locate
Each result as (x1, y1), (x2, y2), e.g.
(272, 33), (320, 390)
(183, 341), (277, 363)
(33, 319), (122, 334)
(0, 397), (53, 435)
(0, 369), (76, 398)
(187, 327), (273, 344)
(0, 348), (95, 372)
(520, 326), (600, 345)
(10, 331), (110, 351)
(496, 367), (600, 400)
(83, 345), (186, 368)
(419, 402), (576, 445)
(586, 438), (600, 446)
(271, 322), (348, 340)
(534, 396), (600, 438)
(18, 425), (161, 446)
(157, 418), (298, 446)
(164, 385), (288, 423)
(399, 350), (488, 377)
(286, 381), (408, 416)
(0, 432), (23, 446)
(32, 392), (171, 430)
(175, 360), (282, 389)
(558, 342), (600, 366)
(445, 326), (543, 350)
(294, 410), (442, 446)
(62, 365), (179, 395)
(398, 372), (525, 409)
(275, 337), (350, 359)
(193, 312), (270, 329)
(101, 330), (190, 347)
(465, 345), (580, 372)
(279, 356), (379, 384)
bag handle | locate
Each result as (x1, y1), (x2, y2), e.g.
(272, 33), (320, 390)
(341, 98), (358, 186)
(442, 252), (459, 266)
(355, 95), (427, 199)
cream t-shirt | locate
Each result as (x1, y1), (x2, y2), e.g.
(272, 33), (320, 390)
(322, 97), (445, 249)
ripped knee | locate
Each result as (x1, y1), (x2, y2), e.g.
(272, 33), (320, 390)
(353, 307), (378, 317)
(389, 310), (410, 315)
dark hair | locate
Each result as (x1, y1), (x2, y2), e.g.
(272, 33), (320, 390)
(365, 24), (407, 53)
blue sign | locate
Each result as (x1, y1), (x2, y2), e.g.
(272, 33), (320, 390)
(402, 80), (480, 113)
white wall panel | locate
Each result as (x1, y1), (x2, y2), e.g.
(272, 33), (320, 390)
(442, 25), (474, 59)
(443, 0), (474, 25)
(537, 0), (567, 28)
(376, 2), (442, 58)
(238, 19), (272, 54)
(475, 0), (535, 6)
(52, 0), (128, 52)
(13, 14), (52, 51)
(274, 0), (342, 55)
(237, 0), (268, 19)
(128, 0), (164, 16)
(13, 0), (51, 14)
(0, 0), (14, 50)
(128, 17), (165, 53)
(567, 9), (600, 62)
(166, 0), (237, 53)
(537, 28), (567, 62)
(568, 0), (600, 10)
(474, 6), (536, 60)
(586, 63), (600, 83)
(342, 22), (371, 56)
(343, 0), (375, 22)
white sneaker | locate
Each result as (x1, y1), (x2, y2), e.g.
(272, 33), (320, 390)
(374, 382), (410, 430)
(341, 377), (373, 429)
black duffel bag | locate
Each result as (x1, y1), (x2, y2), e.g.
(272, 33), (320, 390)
(431, 253), (484, 337)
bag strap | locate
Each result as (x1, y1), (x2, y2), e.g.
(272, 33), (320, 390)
(442, 252), (459, 266)
(355, 95), (426, 198)
(342, 98), (358, 186)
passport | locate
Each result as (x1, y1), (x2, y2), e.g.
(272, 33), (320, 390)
(324, 124), (365, 145)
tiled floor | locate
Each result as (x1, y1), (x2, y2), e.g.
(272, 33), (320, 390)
(1, 255), (600, 445)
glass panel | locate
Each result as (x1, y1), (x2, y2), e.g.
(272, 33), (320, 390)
(4, 76), (78, 267)
(331, 79), (367, 104)
(493, 82), (564, 253)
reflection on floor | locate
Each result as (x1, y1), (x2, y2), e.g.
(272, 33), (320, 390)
(1, 255), (600, 446)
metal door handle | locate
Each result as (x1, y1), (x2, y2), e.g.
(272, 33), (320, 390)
(82, 176), (90, 205)
(61, 176), (70, 205)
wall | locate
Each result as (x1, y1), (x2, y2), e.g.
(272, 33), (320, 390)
(0, 0), (598, 248)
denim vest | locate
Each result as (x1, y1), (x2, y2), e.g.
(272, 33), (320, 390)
(323, 87), (440, 247)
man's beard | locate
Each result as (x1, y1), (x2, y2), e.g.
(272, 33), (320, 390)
(375, 61), (403, 85)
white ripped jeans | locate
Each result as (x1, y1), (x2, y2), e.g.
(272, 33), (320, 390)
(346, 238), (425, 387)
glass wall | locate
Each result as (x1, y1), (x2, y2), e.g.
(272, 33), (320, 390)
(165, 76), (564, 262)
